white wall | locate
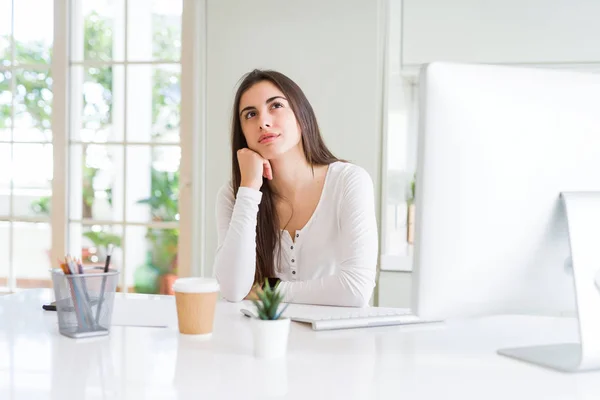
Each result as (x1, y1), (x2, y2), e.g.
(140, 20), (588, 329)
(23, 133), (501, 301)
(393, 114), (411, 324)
(202, 0), (385, 276)
(402, 0), (600, 67)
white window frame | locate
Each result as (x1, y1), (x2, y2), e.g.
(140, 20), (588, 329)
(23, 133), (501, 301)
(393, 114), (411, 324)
(0, 1), (56, 291)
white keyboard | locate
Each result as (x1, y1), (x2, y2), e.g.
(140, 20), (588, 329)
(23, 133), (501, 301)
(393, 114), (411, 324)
(241, 304), (442, 331)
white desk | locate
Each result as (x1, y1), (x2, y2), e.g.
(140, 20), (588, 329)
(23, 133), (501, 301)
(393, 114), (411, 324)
(1, 289), (599, 399)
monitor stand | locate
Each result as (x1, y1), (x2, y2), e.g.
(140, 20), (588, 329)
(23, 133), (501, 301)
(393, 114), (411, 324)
(498, 192), (600, 372)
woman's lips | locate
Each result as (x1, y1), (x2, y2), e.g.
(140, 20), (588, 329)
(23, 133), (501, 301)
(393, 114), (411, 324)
(259, 134), (280, 144)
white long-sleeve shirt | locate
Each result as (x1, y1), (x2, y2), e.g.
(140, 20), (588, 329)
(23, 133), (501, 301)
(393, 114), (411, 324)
(213, 161), (378, 307)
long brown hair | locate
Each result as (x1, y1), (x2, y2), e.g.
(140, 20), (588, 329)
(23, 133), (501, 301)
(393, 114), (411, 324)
(231, 69), (339, 284)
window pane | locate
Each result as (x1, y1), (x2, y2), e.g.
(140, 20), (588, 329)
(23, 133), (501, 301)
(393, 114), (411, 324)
(0, 222), (9, 288)
(14, 0), (53, 65)
(14, 69), (52, 142)
(126, 65), (180, 143)
(14, 222), (52, 289)
(70, 222), (123, 274)
(69, 144), (123, 222)
(0, 69), (12, 140)
(126, 146), (180, 223)
(0, 144), (9, 216)
(383, 75), (418, 255)
(126, 225), (178, 294)
(0, 0), (11, 66)
(72, 0), (125, 62)
(71, 65), (124, 142)
(13, 143), (53, 219)
(385, 101), (410, 254)
(127, 0), (182, 62)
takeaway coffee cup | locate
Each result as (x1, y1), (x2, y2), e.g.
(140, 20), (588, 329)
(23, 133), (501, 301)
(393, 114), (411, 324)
(173, 277), (220, 337)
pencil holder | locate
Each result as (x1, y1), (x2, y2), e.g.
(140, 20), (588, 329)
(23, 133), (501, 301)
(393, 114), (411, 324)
(51, 267), (120, 338)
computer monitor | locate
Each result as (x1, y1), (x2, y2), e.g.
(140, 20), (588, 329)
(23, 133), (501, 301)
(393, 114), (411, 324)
(411, 62), (600, 372)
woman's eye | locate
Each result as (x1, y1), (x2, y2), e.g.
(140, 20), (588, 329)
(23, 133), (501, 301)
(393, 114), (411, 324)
(271, 102), (284, 109)
(245, 111), (256, 120)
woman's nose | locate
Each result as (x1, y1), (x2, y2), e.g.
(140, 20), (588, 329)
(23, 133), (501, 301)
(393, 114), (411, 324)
(259, 116), (272, 130)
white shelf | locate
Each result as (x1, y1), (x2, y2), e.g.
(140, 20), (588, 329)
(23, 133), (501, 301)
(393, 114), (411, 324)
(379, 245), (414, 272)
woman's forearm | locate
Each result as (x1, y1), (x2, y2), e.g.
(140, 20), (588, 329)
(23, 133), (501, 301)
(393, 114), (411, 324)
(213, 186), (262, 302)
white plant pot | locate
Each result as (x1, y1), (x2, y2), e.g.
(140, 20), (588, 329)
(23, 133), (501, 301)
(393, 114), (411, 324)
(250, 317), (291, 359)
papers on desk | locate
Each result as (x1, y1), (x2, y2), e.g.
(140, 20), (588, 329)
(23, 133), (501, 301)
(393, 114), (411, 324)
(110, 294), (177, 328)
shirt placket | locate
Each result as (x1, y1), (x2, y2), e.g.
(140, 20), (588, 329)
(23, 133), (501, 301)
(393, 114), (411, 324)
(290, 232), (300, 280)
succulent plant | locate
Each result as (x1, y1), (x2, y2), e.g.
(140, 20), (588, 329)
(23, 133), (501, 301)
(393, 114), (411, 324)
(252, 279), (289, 320)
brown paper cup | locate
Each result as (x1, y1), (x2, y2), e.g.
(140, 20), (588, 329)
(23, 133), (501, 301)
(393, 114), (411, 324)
(173, 278), (219, 337)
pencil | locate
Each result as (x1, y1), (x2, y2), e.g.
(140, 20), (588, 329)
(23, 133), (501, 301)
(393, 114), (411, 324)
(63, 256), (86, 330)
(67, 255), (94, 330)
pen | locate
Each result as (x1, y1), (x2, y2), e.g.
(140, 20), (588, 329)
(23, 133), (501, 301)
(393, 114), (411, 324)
(103, 244), (113, 273)
(95, 244), (114, 325)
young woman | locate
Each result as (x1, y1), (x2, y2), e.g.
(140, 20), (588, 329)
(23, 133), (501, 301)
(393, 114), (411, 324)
(213, 69), (378, 307)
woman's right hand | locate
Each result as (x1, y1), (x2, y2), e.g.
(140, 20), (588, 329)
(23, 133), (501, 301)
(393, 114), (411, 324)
(237, 148), (273, 190)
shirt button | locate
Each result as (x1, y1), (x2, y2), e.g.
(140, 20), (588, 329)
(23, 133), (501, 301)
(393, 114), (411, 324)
(292, 271), (296, 275)
(296, 234), (299, 238)
(290, 246), (294, 250)
(291, 259), (295, 263)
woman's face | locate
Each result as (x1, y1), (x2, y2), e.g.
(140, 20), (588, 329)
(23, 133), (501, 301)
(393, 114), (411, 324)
(238, 80), (301, 159)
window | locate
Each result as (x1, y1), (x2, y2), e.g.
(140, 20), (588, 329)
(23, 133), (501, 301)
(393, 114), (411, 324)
(380, 0), (420, 272)
(0, 0), (197, 293)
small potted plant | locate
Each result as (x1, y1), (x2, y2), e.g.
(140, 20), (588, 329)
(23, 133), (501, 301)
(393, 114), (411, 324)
(250, 280), (291, 359)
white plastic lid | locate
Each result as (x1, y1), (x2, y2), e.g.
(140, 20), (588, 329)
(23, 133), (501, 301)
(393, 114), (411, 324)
(172, 277), (220, 293)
